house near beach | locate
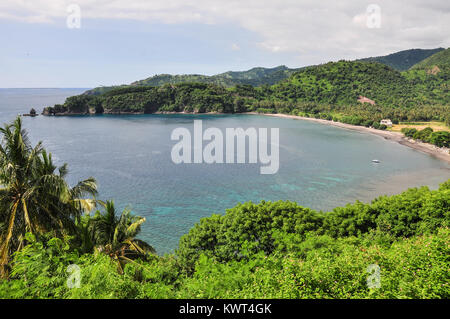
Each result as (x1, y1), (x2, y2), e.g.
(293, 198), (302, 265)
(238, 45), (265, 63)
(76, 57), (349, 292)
(380, 119), (393, 127)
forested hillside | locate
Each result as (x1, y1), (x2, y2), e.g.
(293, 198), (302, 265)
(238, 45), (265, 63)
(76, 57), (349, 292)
(359, 48), (444, 71)
(44, 59), (449, 124)
(84, 65), (302, 95)
(272, 61), (417, 106)
(83, 48), (444, 96)
(402, 48), (450, 107)
(410, 48), (450, 70)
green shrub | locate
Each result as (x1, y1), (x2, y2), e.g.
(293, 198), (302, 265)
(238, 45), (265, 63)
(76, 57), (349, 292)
(2, 180), (449, 299)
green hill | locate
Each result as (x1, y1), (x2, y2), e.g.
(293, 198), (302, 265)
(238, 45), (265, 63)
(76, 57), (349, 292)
(359, 48), (444, 71)
(271, 61), (418, 107)
(131, 74), (219, 86)
(402, 48), (450, 106)
(132, 65), (301, 87)
(46, 59), (449, 116)
(83, 48), (443, 96)
(410, 48), (450, 70)
(84, 65), (302, 95)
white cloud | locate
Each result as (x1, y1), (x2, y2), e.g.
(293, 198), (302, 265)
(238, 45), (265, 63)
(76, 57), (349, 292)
(0, 11), (53, 23)
(1, 0), (449, 63)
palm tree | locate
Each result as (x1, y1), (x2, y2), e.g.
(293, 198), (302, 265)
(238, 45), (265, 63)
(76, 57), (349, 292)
(0, 116), (97, 277)
(89, 200), (154, 273)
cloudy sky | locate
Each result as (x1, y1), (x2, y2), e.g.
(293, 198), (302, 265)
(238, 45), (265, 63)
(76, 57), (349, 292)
(1, 0), (449, 87)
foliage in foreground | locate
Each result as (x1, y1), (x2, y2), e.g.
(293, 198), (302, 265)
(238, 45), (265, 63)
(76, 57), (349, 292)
(0, 117), (97, 277)
(1, 180), (449, 299)
(0, 118), (153, 279)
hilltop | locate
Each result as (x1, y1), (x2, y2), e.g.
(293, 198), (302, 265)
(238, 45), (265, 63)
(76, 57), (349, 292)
(401, 48), (450, 105)
(132, 65), (301, 87)
(410, 48), (450, 70)
(83, 48), (444, 96)
(359, 48), (444, 71)
(84, 65), (302, 95)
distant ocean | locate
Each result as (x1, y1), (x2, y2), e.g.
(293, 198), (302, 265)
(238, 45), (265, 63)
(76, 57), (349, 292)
(1, 88), (449, 254)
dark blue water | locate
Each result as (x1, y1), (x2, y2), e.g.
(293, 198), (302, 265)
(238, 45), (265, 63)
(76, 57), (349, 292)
(1, 89), (449, 254)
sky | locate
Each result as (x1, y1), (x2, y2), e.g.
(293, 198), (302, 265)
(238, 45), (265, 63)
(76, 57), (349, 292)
(1, 0), (449, 88)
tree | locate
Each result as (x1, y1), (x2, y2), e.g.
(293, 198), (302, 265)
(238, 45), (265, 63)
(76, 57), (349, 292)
(29, 108), (36, 116)
(88, 200), (155, 273)
(0, 117), (97, 277)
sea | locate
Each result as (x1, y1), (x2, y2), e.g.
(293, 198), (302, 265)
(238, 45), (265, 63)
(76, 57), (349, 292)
(1, 88), (449, 254)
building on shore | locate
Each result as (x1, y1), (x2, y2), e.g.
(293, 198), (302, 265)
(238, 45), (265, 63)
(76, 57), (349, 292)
(380, 119), (393, 127)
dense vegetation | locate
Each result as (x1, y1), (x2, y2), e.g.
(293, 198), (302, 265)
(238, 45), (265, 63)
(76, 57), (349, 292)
(0, 118), (449, 299)
(271, 61), (435, 107)
(411, 48), (450, 70)
(0, 118), (155, 279)
(83, 48), (444, 95)
(359, 48), (444, 71)
(0, 117), (97, 277)
(84, 65), (302, 95)
(44, 54), (450, 135)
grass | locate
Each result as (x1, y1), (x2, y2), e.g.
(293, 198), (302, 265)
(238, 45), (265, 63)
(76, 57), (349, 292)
(389, 121), (450, 133)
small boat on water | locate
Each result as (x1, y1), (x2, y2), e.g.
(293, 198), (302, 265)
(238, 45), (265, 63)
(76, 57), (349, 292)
(372, 159), (380, 163)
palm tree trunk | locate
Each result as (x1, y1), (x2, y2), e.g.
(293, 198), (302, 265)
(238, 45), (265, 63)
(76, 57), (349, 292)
(0, 200), (19, 278)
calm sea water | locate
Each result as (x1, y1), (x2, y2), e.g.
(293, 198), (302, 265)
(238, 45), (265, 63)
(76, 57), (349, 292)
(1, 88), (449, 254)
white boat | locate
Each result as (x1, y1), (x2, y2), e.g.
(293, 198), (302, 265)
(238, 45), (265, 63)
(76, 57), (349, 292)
(372, 159), (380, 163)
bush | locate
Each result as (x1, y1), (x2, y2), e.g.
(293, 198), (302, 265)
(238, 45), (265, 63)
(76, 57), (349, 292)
(176, 229), (450, 298)
(178, 182), (449, 271)
(2, 180), (449, 299)
(413, 127), (433, 141)
(177, 201), (323, 271)
(429, 131), (450, 148)
(401, 127), (417, 138)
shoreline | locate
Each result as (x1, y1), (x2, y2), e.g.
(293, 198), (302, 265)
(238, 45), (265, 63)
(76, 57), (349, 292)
(257, 113), (450, 164)
(39, 111), (450, 164)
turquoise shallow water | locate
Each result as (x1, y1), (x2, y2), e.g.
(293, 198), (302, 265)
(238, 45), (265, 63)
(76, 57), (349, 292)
(1, 89), (449, 254)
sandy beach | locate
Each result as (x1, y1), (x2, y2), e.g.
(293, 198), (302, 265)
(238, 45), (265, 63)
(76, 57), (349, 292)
(255, 113), (450, 164)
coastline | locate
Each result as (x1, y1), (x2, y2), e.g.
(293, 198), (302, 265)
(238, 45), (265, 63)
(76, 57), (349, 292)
(39, 110), (450, 164)
(257, 113), (450, 164)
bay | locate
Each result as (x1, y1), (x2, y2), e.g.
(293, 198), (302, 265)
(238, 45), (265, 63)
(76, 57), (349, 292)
(1, 88), (449, 254)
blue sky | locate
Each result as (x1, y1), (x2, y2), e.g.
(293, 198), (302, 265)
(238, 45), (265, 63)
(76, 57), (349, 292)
(1, 19), (292, 87)
(1, 0), (449, 88)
